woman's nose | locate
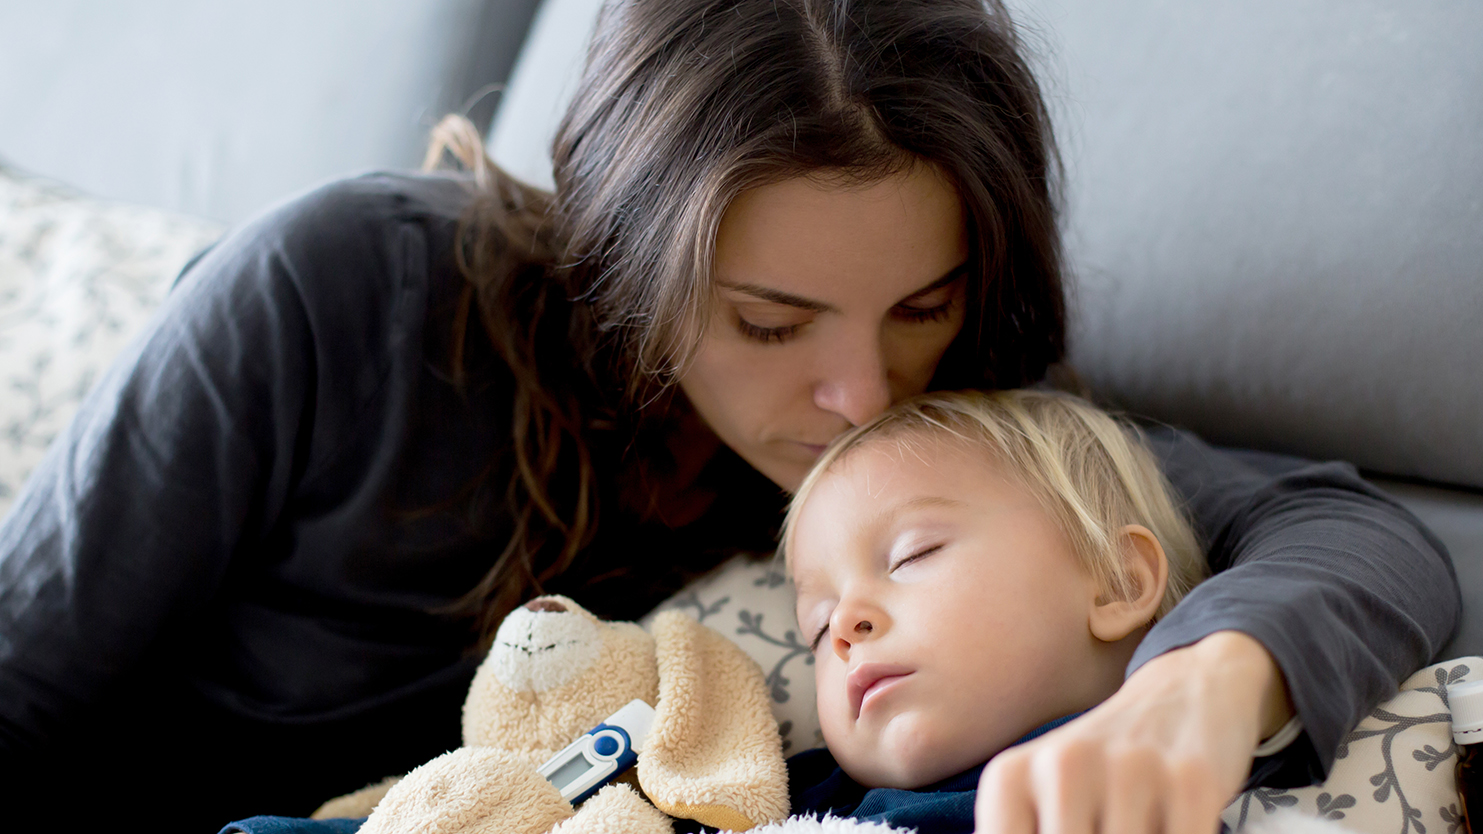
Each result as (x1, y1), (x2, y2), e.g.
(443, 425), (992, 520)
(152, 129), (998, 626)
(812, 332), (891, 426)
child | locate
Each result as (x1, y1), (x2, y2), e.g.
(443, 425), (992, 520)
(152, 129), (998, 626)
(779, 388), (1215, 833)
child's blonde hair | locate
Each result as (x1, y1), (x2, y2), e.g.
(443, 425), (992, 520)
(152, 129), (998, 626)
(781, 389), (1207, 620)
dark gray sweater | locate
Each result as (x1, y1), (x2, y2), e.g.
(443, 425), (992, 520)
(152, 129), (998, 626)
(0, 172), (1458, 828)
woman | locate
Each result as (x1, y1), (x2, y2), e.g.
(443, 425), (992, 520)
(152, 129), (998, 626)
(0, 0), (1455, 832)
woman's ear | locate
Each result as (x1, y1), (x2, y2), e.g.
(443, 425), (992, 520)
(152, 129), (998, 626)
(1089, 524), (1170, 642)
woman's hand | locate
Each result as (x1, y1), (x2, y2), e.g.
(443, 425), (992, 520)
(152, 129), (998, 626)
(974, 631), (1293, 834)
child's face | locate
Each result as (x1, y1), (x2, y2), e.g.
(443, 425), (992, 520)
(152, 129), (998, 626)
(789, 435), (1107, 789)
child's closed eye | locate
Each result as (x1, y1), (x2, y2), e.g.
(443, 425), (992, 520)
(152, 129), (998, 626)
(809, 622), (829, 652)
(888, 543), (944, 573)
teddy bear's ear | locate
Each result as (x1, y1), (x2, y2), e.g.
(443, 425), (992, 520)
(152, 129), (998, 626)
(637, 611), (790, 831)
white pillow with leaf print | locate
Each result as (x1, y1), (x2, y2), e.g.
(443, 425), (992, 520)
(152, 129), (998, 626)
(0, 165), (223, 518)
(1225, 658), (1476, 834)
(644, 552), (823, 756)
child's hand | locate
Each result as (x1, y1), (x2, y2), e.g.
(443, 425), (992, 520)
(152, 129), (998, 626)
(973, 630), (1292, 834)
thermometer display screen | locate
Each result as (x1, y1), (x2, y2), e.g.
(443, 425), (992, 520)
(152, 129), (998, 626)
(547, 755), (592, 789)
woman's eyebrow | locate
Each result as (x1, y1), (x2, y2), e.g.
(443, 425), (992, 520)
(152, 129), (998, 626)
(716, 282), (836, 313)
(716, 260), (970, 312)
(899, 261), (970, 303)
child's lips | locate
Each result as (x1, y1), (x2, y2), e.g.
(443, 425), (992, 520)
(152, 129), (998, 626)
(847, 662), (914, 720)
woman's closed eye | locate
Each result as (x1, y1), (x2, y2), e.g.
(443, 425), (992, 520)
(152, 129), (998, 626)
(734, 294), (961, 344)
(892, 297), (958, 325)
(737, 316), (804, 343)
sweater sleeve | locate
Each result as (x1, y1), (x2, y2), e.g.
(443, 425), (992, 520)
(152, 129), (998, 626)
(0, 174), (453, 754)
(1131, 427), (1460, 782)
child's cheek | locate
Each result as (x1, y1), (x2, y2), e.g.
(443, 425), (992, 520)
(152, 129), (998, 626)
(815, 659), (851, 749)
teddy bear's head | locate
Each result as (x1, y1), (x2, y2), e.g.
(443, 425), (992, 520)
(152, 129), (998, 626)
(461, 595), (660, 766)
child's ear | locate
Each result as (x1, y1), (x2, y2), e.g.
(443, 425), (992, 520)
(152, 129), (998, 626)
(1089, 524), (1170, 642)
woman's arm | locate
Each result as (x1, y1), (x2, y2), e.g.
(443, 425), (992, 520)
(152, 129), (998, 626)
(976, 426), (1458, 833)
(0, 220), (316, 753)
(0, 172), (479, 757)
(1137, 426), (1458, 773)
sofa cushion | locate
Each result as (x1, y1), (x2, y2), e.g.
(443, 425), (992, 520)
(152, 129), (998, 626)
(1022, 0), (1483, 489)
(1224, 657), (1476, 834)
(0, 165), (222, 519)
(0, 0), (540, 222)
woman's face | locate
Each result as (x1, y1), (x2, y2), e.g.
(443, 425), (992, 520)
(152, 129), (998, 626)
(678, 165), (970, 492)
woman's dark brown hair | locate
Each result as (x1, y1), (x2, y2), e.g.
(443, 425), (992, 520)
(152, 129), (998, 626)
(431, 0), (1066, 637)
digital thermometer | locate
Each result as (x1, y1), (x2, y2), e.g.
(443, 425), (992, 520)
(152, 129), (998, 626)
(537, 699), (655, 805)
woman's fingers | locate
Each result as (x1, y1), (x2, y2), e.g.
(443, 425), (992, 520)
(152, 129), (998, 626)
(976, 751), (1036, 834)
(1099, 748), (1160, 834)
(977, 733), (1227, 834)
(1030, 743), (1101, 834)
(1159, 752), (1233, 834)
(975, 631), (1290, 834)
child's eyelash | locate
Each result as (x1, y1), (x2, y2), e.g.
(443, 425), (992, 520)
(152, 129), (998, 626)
(809, 623), (829, 652)
(889, 543), (943, 572)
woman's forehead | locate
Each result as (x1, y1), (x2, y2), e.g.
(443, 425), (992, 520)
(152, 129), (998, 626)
(713, 165), (967, 298)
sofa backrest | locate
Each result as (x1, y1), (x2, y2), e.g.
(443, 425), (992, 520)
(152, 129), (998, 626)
(0, 0), (541, 223)
(488, 0), (1483, 490)
(1025, 0), (1483, 491)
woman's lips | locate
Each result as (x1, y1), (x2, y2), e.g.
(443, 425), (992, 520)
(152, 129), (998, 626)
(847, 663), (914, 720)
(798, 442), (828, 457)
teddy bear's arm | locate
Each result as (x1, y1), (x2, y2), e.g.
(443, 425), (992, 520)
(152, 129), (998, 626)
(640, 611), (791, 830)
(358, 747), (574, 834)
(548, 783), (674, 834)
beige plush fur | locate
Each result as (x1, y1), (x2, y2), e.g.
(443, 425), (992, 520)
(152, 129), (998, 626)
(547, 783), (673, 834)
(314, 595), (788, 833)
(642, 611), (791, 829)
(358, 747), (574, 834)
(461, 606), (660, 767)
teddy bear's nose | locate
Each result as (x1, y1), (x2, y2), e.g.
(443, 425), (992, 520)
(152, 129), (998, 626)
(525, 598), (567, 613)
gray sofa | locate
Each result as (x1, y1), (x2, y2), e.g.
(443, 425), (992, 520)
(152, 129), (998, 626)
(2, 0), (1479, 657)
(0, 2), (1480, 830)
(0, 0), (541, 223)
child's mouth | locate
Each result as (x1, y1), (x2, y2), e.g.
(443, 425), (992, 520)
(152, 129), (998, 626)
(847, 663), (915, 720)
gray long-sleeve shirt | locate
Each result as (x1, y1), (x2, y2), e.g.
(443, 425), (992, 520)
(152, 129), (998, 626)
(0, 172), (1459, 826)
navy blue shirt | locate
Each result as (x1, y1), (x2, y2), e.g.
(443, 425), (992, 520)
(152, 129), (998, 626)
(787, 716), (1082, 834)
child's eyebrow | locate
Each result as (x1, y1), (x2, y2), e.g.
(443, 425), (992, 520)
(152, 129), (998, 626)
(863, 494), (969, 533)
(886, 495), (969, 516)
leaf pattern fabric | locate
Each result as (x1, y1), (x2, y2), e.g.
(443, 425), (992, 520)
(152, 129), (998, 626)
(1226, 661), (1475, 834)
(0, 165), (223, 518)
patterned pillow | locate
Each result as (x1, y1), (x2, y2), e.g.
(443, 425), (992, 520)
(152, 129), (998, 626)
(644, 553), (823, 755)
(1225, 658), (1474, 834)
(0, 166), (223, 517)
(649, 554), (1472, 834)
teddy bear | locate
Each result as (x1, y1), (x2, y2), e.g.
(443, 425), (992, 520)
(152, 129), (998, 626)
(313, 594), (791, 833)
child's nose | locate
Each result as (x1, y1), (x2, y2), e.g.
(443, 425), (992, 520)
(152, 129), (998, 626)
(830, 607), (884, 660)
